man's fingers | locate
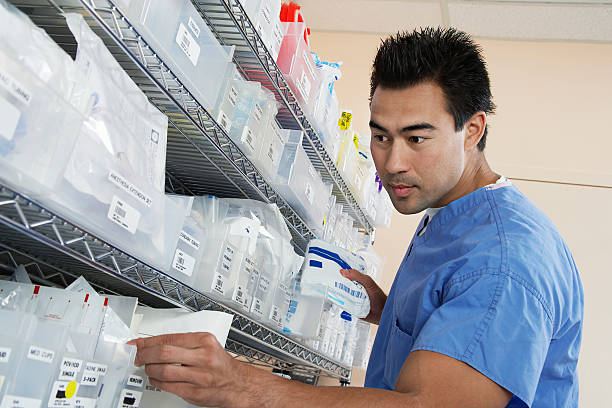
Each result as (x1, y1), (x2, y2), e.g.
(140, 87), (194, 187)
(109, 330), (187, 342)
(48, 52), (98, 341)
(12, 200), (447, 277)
(340, 269), (374, 287)
(145, 363), (213, 385)
(130, 332), (219, 352)
(134, 344), (203, 367)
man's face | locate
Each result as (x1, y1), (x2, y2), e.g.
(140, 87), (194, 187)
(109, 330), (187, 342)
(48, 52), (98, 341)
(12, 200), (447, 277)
(369, 82), (467, 215)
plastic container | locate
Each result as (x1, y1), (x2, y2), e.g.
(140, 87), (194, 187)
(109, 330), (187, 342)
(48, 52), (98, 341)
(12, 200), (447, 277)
(228, 82), (269, 159)
(125, 0), (235, 111)
(276, 22), (318, 109)
(273, 130), (331, 234)
(241, 0), (282, 59)
(213, 64), (243, 134)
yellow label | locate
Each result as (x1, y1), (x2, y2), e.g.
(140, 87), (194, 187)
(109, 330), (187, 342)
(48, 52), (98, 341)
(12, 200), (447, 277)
(353, 133), (360, 150)
(66, 381), (78, 399)
(338, 111), (353, 130)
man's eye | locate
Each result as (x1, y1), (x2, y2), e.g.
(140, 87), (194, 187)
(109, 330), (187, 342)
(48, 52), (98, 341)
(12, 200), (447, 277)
(409, 136), (425, 144)
(373, 134), (388, 142)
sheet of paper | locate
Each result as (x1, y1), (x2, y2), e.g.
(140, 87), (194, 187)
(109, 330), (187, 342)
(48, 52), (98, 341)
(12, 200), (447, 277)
(134, 306), (234, 347)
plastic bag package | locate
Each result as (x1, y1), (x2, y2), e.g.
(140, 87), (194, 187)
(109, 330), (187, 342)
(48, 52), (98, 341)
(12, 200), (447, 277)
(45, 13), (186, 272)
(296, 239), (370, 318)
(0, 2), (83, 201)
(351, 320), (373, 369)
(122, 0), (235, 112)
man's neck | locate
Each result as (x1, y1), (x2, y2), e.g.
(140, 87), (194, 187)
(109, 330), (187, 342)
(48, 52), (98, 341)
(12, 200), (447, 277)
(434, 154), (498, 207)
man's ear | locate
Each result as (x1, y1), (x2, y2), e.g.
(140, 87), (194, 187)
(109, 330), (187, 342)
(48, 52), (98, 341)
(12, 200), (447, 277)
(464, 111), (486, 151)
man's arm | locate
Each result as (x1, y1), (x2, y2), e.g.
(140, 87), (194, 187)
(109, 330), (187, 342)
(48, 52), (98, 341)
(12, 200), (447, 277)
(131, 333), (512, 408)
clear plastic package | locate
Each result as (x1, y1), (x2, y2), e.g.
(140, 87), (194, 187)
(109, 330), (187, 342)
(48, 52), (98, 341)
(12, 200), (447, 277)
(213, 63), (243, 134)
(46, 14), (187, 273)
(274, 130), (331, 234)
(124, 0), (235, 112)
(0, 5), (83, 203)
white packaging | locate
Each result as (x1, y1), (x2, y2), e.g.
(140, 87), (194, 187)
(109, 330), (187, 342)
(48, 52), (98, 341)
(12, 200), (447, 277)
(300, 239), (370, 318)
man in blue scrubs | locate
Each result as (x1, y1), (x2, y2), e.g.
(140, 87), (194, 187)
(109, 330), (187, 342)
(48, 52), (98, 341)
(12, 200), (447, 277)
(131, 27), (583, 407)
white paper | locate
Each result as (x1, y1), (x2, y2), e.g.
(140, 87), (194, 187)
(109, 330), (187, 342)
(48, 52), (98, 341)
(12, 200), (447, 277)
(172, 249), (195, 277)
(107, 196), (140, 234)
(133, 306), (233, 348)
(175, 23), (200, 66)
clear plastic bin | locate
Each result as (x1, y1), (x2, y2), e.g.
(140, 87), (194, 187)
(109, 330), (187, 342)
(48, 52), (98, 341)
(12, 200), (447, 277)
(125, 0), (235, 112)
(273, 130), (331, 234)
(213, 64), (243, 134)
(240, 0), (282, 60)
(251, 122), (288, 181)
(277, 22), (318, 109)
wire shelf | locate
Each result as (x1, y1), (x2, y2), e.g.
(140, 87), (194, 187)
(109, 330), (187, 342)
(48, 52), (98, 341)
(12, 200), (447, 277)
(0, 182), (352, 380)
(193, 0), (374, 234)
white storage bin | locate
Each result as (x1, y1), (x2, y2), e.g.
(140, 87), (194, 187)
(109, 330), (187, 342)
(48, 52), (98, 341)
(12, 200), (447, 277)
(125, 0), (235, 111)
(240, 0), (282, 59)
(274, 130), (331, 234)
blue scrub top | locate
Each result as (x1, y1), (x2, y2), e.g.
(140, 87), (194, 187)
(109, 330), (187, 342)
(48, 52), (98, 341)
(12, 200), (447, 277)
(364, 182), (583, 407)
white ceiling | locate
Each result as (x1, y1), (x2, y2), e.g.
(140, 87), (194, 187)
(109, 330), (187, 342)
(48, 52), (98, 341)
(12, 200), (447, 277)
(298, 0), (612, 42)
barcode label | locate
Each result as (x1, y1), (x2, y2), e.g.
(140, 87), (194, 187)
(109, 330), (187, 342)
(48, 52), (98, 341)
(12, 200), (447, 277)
(251, 297), (263, 318)
(253, 104), (263, 123)
(228, 86), (238, 107)
(175, 23), (200, 66)
(48, 380), (79, 407)
(241, 126), (256, 152)
(211, 272), (226, 295)
(179, 230), (201, 250)
(172, 249), (196, 277)
(217, 110), (232, 132)
(305, 182), (314, 204)
(107, 196), (140, 234)
(188, 17), (200, 37)
(27, 345), (54, 364)
(269, 305), (281, 325)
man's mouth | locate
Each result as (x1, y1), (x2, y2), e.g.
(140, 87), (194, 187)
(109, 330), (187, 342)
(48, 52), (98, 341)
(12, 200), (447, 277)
(389, 183), (416, 198)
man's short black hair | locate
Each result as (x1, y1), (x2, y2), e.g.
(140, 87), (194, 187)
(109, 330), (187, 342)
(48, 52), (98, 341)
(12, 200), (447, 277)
(370, 27), (495, 151)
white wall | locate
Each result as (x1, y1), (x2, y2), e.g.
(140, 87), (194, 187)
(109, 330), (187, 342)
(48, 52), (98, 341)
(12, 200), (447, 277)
(310, 31), (612, 406)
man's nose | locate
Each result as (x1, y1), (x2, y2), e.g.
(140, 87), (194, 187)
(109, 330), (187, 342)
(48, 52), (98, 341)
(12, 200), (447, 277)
(385, 142), (412, 175)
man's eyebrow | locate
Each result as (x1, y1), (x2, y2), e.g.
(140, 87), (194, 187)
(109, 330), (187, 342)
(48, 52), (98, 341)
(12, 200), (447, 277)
(369, 120), (436, 132)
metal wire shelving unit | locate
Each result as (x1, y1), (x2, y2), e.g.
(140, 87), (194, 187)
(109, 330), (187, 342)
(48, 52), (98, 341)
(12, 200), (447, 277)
(0, 183), (351, 381)
(3, 0), (366, 383)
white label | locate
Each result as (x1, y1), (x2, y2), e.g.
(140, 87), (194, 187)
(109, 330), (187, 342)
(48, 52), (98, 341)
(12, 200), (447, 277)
(117, 389), (142, 408)
(228, 86), (238, 107)
(0, 395), (42, 408)
(28, 345), (54, 364)
(253, 104), (263, 123)
(232, 285), (248, 311)
(251, 297), (263, 318)
(0, 347), (11, 363)
(305, 182), (314, 204)
(211, 272), (226, 295)
(266, 142), (275, 162)
(74, 397), (96, 408)
(175, 23), (200, 66)
(0, 68), (32, 106)
(255, 22), (264, 36)
(259, 4), (272, 25)
(272, 22), (283, 47)
(127, 375), (144, 388)
(80, 373), (98, 387)
(108, 171), (153, 208)
(107, 196), (140, 234)
(258, 275), (270, 293)
(303, 51), (316, 79)
(241, 126), (256, 152)
(269, 304), (281, 326)
(220, 245), (235, 275)
(0, 95), (20, 141)
(179, 230), (201, 251)
(48, 381), (79, 407)
(217, 110), (232, 133)
(187, 17), (200, 37)
(308, 164), (317, 179)
(172, 249), (195, 277)
(58, 358), (83, 381)
(84, 362), (107, 377)
(299, 71), (311, 99)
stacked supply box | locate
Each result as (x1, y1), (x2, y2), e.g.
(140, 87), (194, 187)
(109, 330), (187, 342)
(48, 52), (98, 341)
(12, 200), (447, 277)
(121, 0), (235, 112)
(240, 0), (284, 61)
